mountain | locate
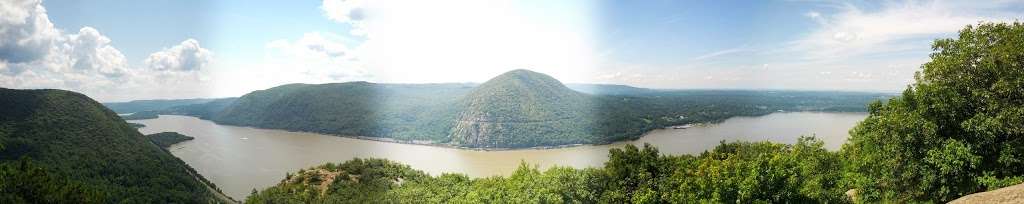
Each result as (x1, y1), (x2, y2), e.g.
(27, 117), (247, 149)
(566, 83), (661, 95)
(212, 82), (474, 141)
(0, 88), (231, 203)
(205, 69), (887, 148)
(450, 69), (597, 147)
(161, 97), (238, 120)
(103, 98), (219, 114)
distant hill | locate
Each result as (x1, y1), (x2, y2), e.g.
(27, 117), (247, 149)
(450, 69), (597, 147)
(566, 83), (661, 95)
(213, 82), (474, 141)
(206, 69), (889, 148)
(162, 97), (238, 120)
(103, 98), (220, 114)
(0, 88), (231, 203)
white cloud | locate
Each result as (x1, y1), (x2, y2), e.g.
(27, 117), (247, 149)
(67, 27), (129, 77)
(0, 0), (58, 68)
(263, 32), (368, 82)
(0, 0), (213, 101)
(145, 38), (213, 72)
(692, 47), (751, 60)
(789, 1), (1020, 61)
(321, 0), (369, 36)
(0, 0), (130, 90)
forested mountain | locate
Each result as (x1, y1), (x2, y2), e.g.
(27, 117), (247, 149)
(103, 98), (220, 114)
(213, 82), (475, 142)
(245, 22), (1024, 203)
(0, 88), (231, 203)
(450, 69), (597, 147)
(162, 97), (238, 120)
(110, 97), (238, 121)
(204, 70), (886, 148)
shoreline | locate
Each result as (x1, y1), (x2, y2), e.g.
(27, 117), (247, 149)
(135, 111), (866, 151)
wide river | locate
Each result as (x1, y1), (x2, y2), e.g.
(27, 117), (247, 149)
(131, 112), (866, 200)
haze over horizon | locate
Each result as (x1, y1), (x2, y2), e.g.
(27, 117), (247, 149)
(2, 0), (1022, 102)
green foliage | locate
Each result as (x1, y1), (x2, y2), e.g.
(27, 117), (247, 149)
(146, 132), (195, 149)
(0, 158), (106, 203)
(0, 88), (226, 203)
(127, 122), (146, 128)
(842, 21), (1024, 203)
(249, 138), (848, 203)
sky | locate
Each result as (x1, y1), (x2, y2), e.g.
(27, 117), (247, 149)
(1, 0), (1022, 102)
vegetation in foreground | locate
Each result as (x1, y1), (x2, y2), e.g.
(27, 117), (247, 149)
(248, 22), (1024, 203)
(247, 138), (843, 203)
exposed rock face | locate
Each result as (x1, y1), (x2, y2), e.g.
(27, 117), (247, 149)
(449, 69), (593, 148)
(949, 183), (1024, 204)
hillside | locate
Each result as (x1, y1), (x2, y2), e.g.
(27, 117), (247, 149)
(0, 88), (230, 203)
(206, 69), (886, 148)
(213, 82), (474, 141)
(450, 69), (597, 147)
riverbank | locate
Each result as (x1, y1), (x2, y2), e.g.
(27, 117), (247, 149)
(142, 111), (857, 152)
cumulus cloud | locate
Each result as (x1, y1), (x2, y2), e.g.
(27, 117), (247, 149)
(0, 0), (212, 101)
(321, 0), (370, 36)
(67, 27), (130, 77)
(145, 39), (213, 72)
(0, 0), (58, 68)
(0, 0), (129, 85)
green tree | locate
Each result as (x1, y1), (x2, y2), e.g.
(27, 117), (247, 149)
(842, 22), (1024, 202)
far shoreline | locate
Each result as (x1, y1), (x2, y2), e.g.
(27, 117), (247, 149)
(129, 111), (868, 152)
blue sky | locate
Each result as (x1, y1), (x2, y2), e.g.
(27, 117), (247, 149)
(2, 0), (1022, 101)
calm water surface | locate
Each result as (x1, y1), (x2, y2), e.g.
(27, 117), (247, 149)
(132, 112), (866, 199)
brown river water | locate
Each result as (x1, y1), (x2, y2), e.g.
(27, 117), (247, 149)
(131, 112), (866, 200)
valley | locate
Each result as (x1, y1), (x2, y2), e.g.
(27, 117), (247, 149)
(131, 112), (865, 199)
(112, 69), (888, 149)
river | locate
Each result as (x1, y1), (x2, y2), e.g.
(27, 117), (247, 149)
(131, 112), (866, 200)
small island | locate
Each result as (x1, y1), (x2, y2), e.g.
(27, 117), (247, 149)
(128, 122), (146, 128)
(147, 132), (195, 149)
(121, 110), (160, 120)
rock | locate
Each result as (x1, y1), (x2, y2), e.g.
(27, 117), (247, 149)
(949, 183), (1024, 204)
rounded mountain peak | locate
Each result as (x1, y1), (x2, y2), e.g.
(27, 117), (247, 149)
(450, 69), (594, 148)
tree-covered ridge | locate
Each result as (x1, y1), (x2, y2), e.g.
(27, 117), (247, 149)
(214, 82), (475, 142)
(208, 71), (885, 148)
(103, 98), (220, 114)
(0, 88), (229, 203)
